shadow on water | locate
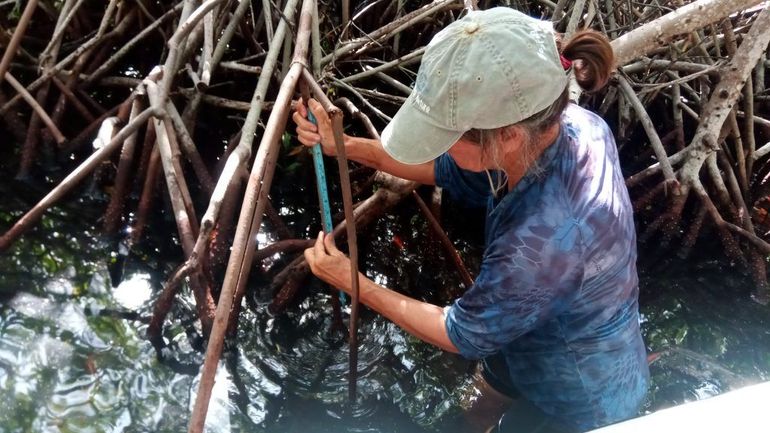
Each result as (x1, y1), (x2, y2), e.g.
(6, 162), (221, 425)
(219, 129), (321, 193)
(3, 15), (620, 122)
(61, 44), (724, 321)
(1, 164), (769, 432)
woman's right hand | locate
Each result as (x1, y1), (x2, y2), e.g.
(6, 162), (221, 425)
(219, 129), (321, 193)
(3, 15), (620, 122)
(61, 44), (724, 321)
(293, 97), (337, 156)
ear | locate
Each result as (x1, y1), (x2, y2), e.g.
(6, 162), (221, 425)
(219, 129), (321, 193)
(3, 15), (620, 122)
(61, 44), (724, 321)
(498, 125), (525, 143)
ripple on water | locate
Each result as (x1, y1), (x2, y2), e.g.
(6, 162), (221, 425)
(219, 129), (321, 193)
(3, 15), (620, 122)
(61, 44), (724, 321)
(236, 293), (469, 431)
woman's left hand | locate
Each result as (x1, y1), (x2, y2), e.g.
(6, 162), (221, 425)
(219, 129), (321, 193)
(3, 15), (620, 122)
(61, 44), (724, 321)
(304, 232), (353, 292)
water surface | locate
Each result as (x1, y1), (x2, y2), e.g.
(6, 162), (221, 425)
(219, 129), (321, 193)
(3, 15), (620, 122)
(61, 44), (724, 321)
(1, 180), (768, 433)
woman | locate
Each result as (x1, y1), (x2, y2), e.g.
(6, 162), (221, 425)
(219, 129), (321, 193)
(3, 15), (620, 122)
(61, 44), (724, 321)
(294, 7), (649, 433)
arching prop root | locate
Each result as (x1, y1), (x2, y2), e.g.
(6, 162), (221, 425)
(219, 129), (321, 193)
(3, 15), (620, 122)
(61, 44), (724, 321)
(621, 5), (770, 300)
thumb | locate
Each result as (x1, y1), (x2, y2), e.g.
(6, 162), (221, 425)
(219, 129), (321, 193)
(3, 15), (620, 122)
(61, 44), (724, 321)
(323, 233), (343, 257)
(308, 98), (327, 123)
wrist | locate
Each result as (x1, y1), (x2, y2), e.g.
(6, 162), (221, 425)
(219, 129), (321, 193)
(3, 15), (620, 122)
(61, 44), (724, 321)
(342, 133), (354, 156)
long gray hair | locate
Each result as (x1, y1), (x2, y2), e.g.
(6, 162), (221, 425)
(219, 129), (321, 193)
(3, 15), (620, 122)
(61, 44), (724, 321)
(457, 29), (615, 196)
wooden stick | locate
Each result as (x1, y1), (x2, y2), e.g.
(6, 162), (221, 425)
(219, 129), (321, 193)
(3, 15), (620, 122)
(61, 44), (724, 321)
(332, 77), (392, 121)
(158, 0), (228, 112)
(209, 0), (252, 80)
(165, 101), (216, 195)
(311, 0), (322, 76)
(51, 75), (96, 123)
(374, 69), (412, 95)
(103, 95), (144, 233)
(183, 0), (300, 278)
(743, 76), (757, 188)
(262, 0), (275, 44)
(321, 0), (457, 66)
(565, 0), (586, 37)
(0, 1), (130, 115)
(412, 190), (474, 288)
(130, 141), (160, 246)
(341, 47), (424, 83)
(147, 79), (216, 334)
(180, 0), (254, 132)
(678, 6), (770, 184)
(334, 97), (379, 139)
(0, 0), (38, 83)
(84, 3), (185, 86)
(552, 0), (568, 24)
(38, 0), (84, 66)
(332, 92), (361, 403)
(200, 6), (215, 86)
(342, 0), (350, 30)
(617, 75), (678, 189)
(4, 72), (66, 144)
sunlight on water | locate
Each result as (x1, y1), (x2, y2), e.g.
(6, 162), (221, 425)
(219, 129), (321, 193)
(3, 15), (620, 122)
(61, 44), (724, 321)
(113, 273), (153, 310)
(190, 361), (235, 433)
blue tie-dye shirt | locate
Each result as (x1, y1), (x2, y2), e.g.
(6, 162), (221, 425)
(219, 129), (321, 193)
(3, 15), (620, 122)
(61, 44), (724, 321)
(436, 104), (649, 431)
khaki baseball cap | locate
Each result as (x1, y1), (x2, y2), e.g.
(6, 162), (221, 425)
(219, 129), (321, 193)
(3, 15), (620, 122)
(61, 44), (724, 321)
(381, 7), (569, 165)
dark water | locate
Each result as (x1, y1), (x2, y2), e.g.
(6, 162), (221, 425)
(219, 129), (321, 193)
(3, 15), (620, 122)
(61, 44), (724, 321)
(1, 175), (769, 433)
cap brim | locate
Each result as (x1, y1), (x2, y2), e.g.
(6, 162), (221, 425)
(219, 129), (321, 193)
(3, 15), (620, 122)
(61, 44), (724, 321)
(381, 93), (464, 165)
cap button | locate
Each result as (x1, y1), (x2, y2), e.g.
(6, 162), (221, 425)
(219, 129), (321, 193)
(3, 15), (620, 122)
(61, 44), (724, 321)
(464, 21), (480, 34)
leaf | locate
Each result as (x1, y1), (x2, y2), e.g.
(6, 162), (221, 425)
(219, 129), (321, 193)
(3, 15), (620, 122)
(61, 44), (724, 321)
(281, 132), (292, 150)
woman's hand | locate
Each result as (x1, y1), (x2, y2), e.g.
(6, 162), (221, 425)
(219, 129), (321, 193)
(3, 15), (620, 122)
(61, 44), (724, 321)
(304, 231), (353, 292)
(305, 232), (459, 354)
(292, 97), (338, 156)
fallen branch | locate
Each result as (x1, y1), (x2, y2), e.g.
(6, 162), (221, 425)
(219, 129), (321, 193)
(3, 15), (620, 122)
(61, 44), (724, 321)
(611, 0), (765, 65)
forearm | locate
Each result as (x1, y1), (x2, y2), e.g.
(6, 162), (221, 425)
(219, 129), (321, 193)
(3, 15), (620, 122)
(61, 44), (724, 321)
(343, 135), (436, 185)
(354, 273), (458, 353)
(305, 232), (456, 353)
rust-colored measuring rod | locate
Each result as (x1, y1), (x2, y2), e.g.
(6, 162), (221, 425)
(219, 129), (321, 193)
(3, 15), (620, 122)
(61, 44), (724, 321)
(301, 67), (362, 403)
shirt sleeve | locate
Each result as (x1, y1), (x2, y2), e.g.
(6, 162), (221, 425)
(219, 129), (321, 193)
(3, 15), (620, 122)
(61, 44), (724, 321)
(444, 214), (585, 359)
(434, 153), (500, 208)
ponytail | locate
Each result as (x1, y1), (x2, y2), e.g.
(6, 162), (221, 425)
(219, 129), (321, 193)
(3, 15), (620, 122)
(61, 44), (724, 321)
(560, 30), (615, 92)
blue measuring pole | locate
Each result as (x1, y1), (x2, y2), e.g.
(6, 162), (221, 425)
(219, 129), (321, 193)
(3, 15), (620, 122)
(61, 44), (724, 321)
(308, 110), (347, 304)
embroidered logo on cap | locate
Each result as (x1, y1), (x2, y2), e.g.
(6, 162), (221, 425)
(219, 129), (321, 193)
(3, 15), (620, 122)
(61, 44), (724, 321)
(413, 94), (431, 114)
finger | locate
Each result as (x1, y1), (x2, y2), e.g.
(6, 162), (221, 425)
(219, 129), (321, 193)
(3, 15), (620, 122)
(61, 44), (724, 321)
(298, 131), (322, 145)
(303, 246), (314, 269)
(307, 98), (322, 113)
(292, 111), (317, 131)
(308, 99), (328, 124)
(296, 97), (307, 117)
(323, 233), (342, 256)
(297, 126), (319, 142)
(313, 231), (325, 257)
(291, 110), (304, 125)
